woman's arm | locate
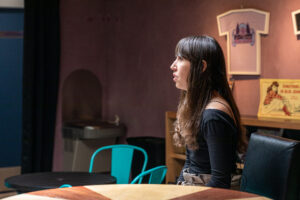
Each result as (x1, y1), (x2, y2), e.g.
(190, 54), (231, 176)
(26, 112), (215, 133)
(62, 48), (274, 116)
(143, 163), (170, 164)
(177, 147), (190, 183)
(204, 119), (236, 188)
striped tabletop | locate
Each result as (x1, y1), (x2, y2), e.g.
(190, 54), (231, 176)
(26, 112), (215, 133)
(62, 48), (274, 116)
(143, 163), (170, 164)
(3, 184), (270, 200)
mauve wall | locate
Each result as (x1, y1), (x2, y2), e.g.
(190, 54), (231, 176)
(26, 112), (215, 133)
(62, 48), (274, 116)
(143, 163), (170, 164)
(53, 0), (300, 170)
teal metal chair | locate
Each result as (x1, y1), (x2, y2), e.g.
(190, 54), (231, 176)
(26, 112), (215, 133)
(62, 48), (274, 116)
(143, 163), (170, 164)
(59, 184), (72, 188)
(89, 144), (148, 184)
(131, 165), (167, 184)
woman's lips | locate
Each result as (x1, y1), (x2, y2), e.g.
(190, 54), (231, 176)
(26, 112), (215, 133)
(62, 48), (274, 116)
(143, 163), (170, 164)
(173, 74), (177, 81)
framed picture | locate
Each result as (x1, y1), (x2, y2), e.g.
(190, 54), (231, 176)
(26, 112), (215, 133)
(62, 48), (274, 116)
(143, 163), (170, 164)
(228, 78), (234, 91)
(292, 9), (300, 35)
(258, 79), (300, 119)
(0, 0), (23, 8)
(217, 9), (270, 75)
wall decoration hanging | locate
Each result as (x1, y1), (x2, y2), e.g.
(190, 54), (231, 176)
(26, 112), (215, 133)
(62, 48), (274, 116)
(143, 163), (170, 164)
(217, 9), (269, 75)
(0, 0), (23, 8)
(292, 9), (300, 35)
(258, 79), (300, 119)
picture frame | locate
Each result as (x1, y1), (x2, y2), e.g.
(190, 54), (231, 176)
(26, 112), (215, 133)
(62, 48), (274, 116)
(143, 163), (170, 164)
(0, 0), (23, 8)
(217, 9), (270, 75)
(292, 9), (300, 35)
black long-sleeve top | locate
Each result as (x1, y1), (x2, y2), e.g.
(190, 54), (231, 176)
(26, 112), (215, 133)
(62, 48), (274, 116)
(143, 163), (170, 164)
(177, 109), (238, 188)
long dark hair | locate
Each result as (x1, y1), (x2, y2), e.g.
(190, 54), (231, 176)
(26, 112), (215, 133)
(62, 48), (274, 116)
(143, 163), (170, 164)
(267, 81), (279, 93)
(173, 35), (247, 153)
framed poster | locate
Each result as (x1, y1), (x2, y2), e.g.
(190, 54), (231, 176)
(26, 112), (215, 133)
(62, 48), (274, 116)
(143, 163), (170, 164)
(258, 79), (300, 119)
(0, 0), (23, 8)
(292, 9), (300, 35)
(217, 9), (270, 75)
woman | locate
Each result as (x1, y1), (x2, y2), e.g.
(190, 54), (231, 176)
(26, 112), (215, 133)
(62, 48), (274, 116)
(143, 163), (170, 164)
(263, 81), (291, 116)
(170, 35), (247, 188)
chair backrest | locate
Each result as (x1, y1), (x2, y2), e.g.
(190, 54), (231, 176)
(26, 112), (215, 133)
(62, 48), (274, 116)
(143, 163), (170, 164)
(240, 133), (300, 200)
(130, 165), (167, 184)
(89, 144), (148, 184)
(59, 184), (72, 188)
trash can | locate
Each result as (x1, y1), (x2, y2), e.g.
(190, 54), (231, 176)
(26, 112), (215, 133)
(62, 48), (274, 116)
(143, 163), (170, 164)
(283, 129), (300, 141)
(126, 136), (165, 182)
(63, 121), (125, 172)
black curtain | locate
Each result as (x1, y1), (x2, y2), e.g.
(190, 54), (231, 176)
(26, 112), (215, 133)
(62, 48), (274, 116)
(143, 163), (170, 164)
(22, 0), (60, 173)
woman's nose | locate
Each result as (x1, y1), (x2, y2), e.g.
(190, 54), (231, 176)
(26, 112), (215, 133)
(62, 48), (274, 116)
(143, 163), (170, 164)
(170, 61), (177, 71)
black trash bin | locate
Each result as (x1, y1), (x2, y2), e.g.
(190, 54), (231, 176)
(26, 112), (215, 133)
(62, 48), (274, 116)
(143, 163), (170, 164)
(283, 129), (300, 141)
(126, 136), (165, 183)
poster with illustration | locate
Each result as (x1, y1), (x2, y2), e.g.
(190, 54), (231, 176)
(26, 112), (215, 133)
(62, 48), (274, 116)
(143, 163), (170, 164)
(258, 79), (300, 119)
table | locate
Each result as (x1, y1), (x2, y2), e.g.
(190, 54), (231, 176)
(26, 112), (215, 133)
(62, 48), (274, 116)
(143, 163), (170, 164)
(5, 172), (116, 193)
(3, 184), (270, 200)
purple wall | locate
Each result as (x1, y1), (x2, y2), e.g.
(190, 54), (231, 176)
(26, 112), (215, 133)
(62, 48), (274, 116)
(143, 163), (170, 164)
(53, 0), (300, 170)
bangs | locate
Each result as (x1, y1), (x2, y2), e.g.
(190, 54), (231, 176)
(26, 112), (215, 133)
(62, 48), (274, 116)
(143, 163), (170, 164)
(175, 38), (191, 59)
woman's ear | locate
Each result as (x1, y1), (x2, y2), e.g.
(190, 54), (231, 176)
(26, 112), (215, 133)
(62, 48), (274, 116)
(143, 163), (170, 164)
(202, 60), (207, 72)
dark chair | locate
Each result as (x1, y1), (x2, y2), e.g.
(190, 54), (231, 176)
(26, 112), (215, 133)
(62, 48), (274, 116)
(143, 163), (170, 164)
(240, 133), (300, 200)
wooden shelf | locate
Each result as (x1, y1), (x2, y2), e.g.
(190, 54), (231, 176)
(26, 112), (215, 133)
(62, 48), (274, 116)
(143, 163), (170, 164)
(242, 115), (300, 130)
(165, 111), (184, 183)
(170, 153), (186, 160)
(165, 111), (300, 183)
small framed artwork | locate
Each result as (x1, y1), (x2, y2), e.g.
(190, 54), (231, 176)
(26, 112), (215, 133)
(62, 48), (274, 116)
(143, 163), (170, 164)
(0, 0), (23, 8)
(292, 9), (300, 35)
(228, 78), (234, 91)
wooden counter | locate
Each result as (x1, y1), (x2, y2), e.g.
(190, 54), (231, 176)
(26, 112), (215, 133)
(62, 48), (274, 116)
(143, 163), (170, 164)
(241, 115), (300, 130)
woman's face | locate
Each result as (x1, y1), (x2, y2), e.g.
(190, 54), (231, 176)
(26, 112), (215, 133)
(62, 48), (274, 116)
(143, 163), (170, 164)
(170, 56), (191, 90)
(272, 85), (278, 92)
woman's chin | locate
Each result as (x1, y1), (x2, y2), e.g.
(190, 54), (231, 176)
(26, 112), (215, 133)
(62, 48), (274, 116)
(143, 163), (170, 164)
(176, 84), (187, 91)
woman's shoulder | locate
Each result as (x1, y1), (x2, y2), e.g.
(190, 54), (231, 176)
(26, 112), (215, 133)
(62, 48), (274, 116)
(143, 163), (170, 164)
(201, 109), (237, 137)
(202, 109), (234, 125)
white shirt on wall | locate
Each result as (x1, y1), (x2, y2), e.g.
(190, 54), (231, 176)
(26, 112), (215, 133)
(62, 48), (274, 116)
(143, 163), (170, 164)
(217, 9), (270, 75)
